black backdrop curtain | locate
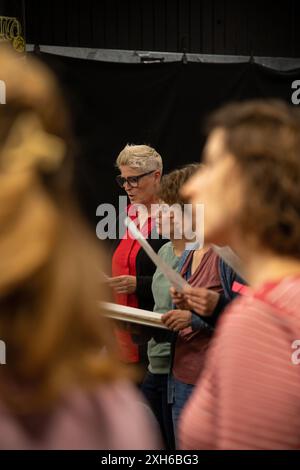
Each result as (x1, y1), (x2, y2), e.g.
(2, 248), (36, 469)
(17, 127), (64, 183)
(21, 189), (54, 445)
(36, 52), (300, 230)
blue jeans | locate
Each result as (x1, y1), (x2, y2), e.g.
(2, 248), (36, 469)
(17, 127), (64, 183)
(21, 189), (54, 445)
(141, 372), (175, 450)
(171, 376), (194, 439)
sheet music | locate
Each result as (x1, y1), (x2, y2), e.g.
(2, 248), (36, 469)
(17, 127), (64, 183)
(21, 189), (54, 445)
(212, 245), (246, 280)
(101, 302), (168, 329)
(124, 216), (189, 292)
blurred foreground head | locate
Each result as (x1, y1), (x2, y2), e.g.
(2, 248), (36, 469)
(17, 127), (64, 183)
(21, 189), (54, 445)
(0, 47), (125, 413)
(182, 100), (300, 257)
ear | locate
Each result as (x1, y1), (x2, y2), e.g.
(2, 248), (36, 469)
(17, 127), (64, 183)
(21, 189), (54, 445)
(154, 170), (162, 181)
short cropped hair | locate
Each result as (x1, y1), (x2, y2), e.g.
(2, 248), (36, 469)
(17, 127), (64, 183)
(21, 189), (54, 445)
(116, 144), (163, 173)
(159, 163), (201, 206)
(207, 99), (300, 258)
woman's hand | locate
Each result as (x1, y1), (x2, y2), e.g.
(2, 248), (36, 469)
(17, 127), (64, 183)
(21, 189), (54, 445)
(161, 309), (192, 331)
(169, 287), (190, 310)
(182, 287), (220, 316)
(108, 275), (137, 294)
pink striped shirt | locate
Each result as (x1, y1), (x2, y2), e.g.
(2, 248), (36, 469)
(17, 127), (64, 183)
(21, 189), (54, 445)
(179, 276), (300, 450)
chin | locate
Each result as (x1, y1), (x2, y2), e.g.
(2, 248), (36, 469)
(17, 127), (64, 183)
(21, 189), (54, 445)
(203, 226), (229, 247)
(129, 196), (139, 203)
(129, 197), (137, 204)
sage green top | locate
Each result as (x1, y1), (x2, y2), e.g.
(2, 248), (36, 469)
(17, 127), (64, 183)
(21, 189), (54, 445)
(148, 241), (180, 374)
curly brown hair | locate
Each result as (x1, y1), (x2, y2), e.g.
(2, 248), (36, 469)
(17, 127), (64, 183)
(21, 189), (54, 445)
(159, 163), (201, 206)
(207, 99), (300, 258)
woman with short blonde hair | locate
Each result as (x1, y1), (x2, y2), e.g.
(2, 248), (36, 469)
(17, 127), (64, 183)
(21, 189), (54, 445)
(116, 144), (163, 173)
(109, 143), (167, 368)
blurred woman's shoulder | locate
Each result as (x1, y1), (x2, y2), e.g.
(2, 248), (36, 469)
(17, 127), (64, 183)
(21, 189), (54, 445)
(0, 381), (160, 450)
(214, 275), (300, 346)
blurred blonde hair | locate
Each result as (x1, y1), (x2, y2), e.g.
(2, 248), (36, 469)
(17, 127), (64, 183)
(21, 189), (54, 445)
(0, 47), (128, 414)
(116, 144), (163, 173)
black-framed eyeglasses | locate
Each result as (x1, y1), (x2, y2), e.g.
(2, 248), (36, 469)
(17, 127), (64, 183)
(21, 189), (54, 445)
(116, 170), (156, 188)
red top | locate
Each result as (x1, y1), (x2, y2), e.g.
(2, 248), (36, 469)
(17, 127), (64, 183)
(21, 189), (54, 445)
(112, 208), (153, 363)
(179, 275), (300, 449)
(173, 248), (223, 385)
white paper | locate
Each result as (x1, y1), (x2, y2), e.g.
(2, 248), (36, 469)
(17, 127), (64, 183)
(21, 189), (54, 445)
(212, 245), (246, 280)
(101, 301), (167, 329)
(124, 216), (189, 292)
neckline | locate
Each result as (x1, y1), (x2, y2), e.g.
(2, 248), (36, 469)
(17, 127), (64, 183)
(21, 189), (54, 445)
(184, 246), (213, 279)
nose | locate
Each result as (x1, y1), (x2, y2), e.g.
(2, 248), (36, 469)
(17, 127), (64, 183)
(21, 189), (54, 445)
(123, 180), (131, 191)
(124, 185), (134, 194)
